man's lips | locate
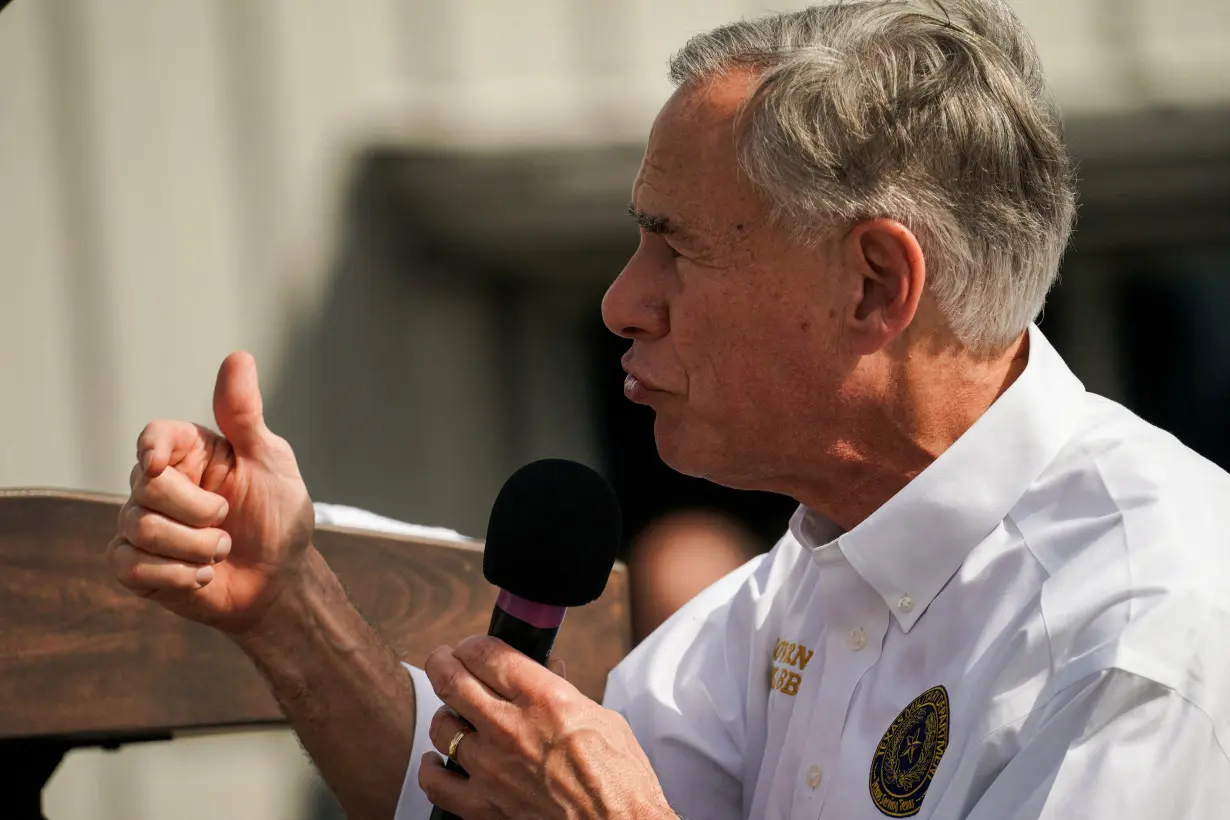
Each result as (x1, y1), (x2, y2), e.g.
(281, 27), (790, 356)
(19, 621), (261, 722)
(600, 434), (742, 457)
(623, 370), (665, 393)
(620, 351), (667, 391)
(620, 350), (673, 402)
(621, 367), (670, 404)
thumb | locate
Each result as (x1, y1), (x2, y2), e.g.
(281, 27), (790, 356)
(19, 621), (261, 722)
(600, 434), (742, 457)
(549, 656), (567, 681)
(213, 351), (271, 456)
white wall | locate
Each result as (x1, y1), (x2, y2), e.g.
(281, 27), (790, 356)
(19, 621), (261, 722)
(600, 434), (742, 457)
(2, 0), (1227, 817)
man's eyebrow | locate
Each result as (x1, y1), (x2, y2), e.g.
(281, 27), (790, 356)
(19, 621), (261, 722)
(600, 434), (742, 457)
(627, 204), (671, 234)
(628, 204), (713, 252)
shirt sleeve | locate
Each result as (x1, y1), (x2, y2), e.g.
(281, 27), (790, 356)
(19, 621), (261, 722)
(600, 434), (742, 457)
(966, 668), (1230, 819)
(602, 554), (775, 820)
(393, 662), (446, 820)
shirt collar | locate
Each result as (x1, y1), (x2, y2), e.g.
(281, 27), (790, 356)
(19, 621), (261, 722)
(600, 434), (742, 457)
(790, 324), (1086, 632)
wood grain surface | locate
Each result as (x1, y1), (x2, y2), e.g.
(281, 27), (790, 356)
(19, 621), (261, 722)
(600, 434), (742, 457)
(0, 489), (630, 742)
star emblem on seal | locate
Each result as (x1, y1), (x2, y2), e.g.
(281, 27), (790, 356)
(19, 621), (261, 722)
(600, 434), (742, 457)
(869, 685), (950, 817)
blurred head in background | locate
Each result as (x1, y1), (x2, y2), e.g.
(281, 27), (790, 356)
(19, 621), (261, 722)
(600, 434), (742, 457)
(604, 0), (1075, 527)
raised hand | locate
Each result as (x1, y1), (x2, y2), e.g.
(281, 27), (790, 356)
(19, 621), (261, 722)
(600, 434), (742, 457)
(106, 352), (315, 634)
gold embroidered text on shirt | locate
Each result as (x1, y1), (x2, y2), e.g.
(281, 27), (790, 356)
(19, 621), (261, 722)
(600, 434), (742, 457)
(769, 638), (814, 696)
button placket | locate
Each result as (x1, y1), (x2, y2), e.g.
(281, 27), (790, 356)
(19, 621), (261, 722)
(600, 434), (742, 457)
(791, 571), (886, 818)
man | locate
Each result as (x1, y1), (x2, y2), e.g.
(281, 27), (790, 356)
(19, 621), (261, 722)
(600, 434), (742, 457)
(107, 1), (1230, 818)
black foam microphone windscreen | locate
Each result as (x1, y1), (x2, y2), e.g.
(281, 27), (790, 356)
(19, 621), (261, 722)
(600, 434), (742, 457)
(482, 458), (622, 606)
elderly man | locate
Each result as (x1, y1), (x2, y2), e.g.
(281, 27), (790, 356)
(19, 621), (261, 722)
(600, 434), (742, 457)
(107, 1), (1230, 818)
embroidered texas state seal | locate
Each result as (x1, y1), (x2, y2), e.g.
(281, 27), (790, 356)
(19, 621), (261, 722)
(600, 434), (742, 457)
(869, 685), (950, 817)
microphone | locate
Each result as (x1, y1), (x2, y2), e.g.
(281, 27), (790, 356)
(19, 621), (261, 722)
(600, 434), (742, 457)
(429, 458), (622, 820)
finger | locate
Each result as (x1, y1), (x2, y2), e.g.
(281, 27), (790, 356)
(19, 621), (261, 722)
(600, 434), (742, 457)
(418, 752), (487, 820)
(131, 466), (229, 529)
(121, 505), (231, 564)
(454, 635), (565, 704)
(549, 656), (567, 680)
(424, 645), (510, 733)
(213, 352), (270, 458)
(428, 707), (478, 769)
(107, 538), (215, 593)
(137, 420), (210, 479)
(199, 435), (237, 495)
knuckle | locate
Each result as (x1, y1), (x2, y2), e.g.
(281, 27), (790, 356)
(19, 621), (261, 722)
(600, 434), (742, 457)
(122, 561), (146, 587)
(455, 634), (486, 653)
(528, 681), (576, 721)
(472, 635), (500, 662)
(426, 655), (464, 701)
(128, 509), (158, 547)
(563, 726), (605, 764)
(542, 682), (574, 712)
(457, 634), (501, 668)
(423, 645), (450, 678)
(136, 421), (168, 456)
(115, 500), (132, 533)
(135, 471), (167, 507)
(454, 635), (482, 660)
(108, 539), (131, 568)
(116, 551), (145, 587)
(104, 539), (125, 574)
(436, 666), (463, 700)
(137, 421), (158, 447)
(428, 708), (449, 741)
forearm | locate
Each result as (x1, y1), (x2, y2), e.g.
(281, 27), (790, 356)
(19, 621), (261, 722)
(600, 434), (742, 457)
(233, 546), (415, 820)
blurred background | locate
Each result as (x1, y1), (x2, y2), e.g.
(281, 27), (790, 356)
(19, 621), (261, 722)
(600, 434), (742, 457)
(0, 0), (1226, 817)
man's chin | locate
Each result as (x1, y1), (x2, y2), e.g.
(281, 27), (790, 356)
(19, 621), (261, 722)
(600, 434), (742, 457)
(653, 423), (773, 493)
(652, 424), (699, 476)
(652, 422), (725, 483)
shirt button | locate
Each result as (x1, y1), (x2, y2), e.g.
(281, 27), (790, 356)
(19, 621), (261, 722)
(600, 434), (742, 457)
(897, 595), (915, 613)
(847, 628), (867, 651)
(806, 765), (823, 790)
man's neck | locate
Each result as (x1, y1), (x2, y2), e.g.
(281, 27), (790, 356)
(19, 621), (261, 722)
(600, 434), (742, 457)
(793, 332), (1030, 532)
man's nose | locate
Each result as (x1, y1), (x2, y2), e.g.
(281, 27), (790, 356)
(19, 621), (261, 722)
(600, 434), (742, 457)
(601, 252), (669, 341)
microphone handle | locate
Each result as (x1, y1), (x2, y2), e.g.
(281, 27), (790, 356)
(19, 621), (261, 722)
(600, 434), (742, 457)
(427, 607), (562, 820)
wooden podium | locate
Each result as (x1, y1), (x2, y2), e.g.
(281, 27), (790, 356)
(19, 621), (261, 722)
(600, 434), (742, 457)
(0, 490), (631, 819)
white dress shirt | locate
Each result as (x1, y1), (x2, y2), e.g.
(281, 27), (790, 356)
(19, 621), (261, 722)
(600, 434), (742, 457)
(396, 324), (1230, 819)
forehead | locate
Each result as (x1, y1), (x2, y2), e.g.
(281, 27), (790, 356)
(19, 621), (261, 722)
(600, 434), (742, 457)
(633, 72), (765, 228)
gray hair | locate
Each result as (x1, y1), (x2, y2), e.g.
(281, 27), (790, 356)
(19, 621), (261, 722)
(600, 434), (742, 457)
(670, 0), (1076, 352)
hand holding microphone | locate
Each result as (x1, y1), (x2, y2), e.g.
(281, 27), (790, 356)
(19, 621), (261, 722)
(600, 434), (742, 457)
(420, 460), (677, 820)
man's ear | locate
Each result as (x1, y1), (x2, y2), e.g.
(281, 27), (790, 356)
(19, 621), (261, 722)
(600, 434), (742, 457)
(840, 219), (926, 355)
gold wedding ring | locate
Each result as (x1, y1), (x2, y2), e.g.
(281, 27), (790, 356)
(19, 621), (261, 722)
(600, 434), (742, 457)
(447, 729), (468, 764)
